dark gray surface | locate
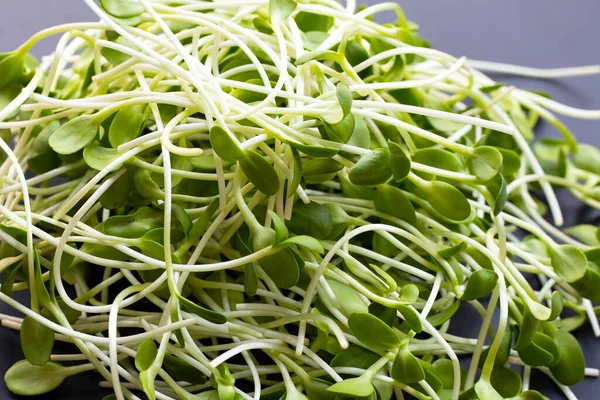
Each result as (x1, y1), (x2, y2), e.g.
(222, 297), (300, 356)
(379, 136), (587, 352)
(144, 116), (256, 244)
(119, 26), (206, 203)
(0, 1), (599, 399)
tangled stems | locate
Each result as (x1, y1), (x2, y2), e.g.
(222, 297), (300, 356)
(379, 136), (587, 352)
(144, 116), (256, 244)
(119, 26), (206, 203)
(0, 0), (600, 399)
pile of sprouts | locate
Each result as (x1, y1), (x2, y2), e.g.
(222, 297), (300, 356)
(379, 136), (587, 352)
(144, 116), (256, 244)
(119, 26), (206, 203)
(0, 0), (599, 399)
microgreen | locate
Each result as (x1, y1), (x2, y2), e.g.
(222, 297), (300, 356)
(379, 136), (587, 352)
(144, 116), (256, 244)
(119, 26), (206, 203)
(48, 115), (99, 155)
(239, 150), (280, 196)
(5, 360), (92, 396)
(348, 148), (392, 186)
(108, 105), (146, 148)
(20, 316), (54, 366)
(0, 1), (597, 399)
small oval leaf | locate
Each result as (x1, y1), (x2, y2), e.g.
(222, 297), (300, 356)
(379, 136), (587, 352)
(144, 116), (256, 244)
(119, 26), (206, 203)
(209, 125), (244, 162)
(49, 115), (99, 155)
(135, 339), (157, 372)
(348, 148), (392, 186)
(461, 269), (498, 301)
(20, 316), (54, 366)
(239, 150), (280, 196)
(550, 244), (587, 283)
(348, 312), (401, 350)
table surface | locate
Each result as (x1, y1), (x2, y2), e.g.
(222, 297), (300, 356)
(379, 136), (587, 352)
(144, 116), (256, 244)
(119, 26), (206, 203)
(1, 1), (599, 399)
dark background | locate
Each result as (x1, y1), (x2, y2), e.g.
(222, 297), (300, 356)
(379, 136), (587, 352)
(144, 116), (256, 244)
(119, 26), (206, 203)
(0, 1), (599, 399)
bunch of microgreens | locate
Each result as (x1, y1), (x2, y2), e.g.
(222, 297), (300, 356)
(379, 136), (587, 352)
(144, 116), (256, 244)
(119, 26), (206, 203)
(0, 0), (599, 399)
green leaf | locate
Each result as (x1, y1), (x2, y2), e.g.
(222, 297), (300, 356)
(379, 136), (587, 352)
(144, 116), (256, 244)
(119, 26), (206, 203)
(550, 244), (587, 283)
(100, 169), (133, 209)
(239, 150), (280, 196)
(427, 300), (460, 327)
(480, 327), (513, 368)
(396, 304), (422, 333)
(514, 308), (538, 351)
(564, 224), (600, 246)
(327, 279), (368, 316)
(28, 151), (62, 175)
(490, 366), (522, 398)
(0, 51), (30, 89)
(177, 293), (226, 324)
(348, 312), (400, 350)
(209, 125), (244, 162)
(164, 354), (206, 384)
(101, 38), (132, 65)
(141, 227), (185, 245)
(468, 146), (503, 181)
(321, 112), (356, 143)
(327, 374), (375, 398)
(1, 263), (20, 297)
(301, 158), (343, 184)
(269, 0), (297, 23)
(294, 12), (334, 32)
(32, 121), (60, 153)
(278, 235), (324, 253)
(137, 239), (181, 263)
(83, 142), (121, 171)
(134, 168), (163, 199)
(400, 284), (419, 304)
(304, 377), (337, 400)
(508, 390), (549, 400)
(267, 210), (289, 244)
(4, 360), (73, 396)
(108, 105), (145, 147)
(33, 250), (52, 307)
(368, 302), (397, 327)
(49, 115), (99, 155)
(571, 263), (600, 302)
(342, 40), (371, 79)
(100, 0), (144, 18)
(374, 185), (416, 225)
(349, 148), (392, 186)
(297, 50), (342, 66)
(330, 346), (379, 369)
(533, 138), (569, 177)
(572, 143), (600, 175)
(423, 97), (464, 133)
(188, 199), (219, 243)
(439, 242), (468, 258)
(0, 83), (22, 120)
(259, 248), (300, 288)
(288, 141), (339, 158)
(388, 140), (411, 182)
(461, 269), (498, 301)
(549, 330), (585, 386)
(336, 83), (352, 117)
(168, 203), (192, 234)
(413, 148), (463, 179)
(498, 148), (521, 176)
(287, 201), (332, 239)
(288, 147), (302, 197)
(104, 207), (163, 238)
(347, 114), (370, 149)
(243, 263), (258, 296)
(425, 181), (471, 222)
(485, 173), (507, 215)
(480, 83), (506, 93)
(20, 316), (54, 366)
(391, 345), (425, 384)
(548, 291), (564, 321)
(135, 339), (157, 372)
(41, 299), (81, 325)
(518, 332), (559, 367)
